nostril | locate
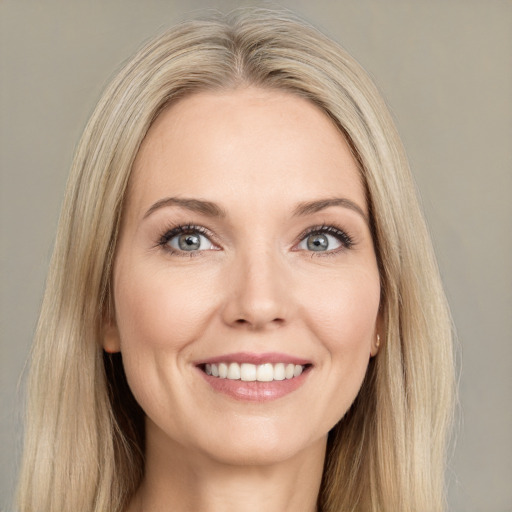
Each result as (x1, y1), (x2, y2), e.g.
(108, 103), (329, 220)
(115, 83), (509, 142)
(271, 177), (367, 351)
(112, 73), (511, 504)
(234, 317), (284, 327)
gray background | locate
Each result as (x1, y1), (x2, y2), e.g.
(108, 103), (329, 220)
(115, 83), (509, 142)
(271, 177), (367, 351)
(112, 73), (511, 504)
(1, 1), (511, 511)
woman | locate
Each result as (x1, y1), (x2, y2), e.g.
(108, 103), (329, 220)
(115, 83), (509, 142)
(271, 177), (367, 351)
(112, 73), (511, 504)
(17, 8), (454, 512)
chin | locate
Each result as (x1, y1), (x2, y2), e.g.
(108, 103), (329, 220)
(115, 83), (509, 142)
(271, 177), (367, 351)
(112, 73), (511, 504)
(195, 423), (326, 467)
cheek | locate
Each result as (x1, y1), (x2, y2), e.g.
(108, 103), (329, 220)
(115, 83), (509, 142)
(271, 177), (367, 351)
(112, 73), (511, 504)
(299, 266), (380, 404)
(112, 262), (219, 411)
(304, 271), (379, 428)
(114, 264), (216, 352)
(302, 266), (380, 345)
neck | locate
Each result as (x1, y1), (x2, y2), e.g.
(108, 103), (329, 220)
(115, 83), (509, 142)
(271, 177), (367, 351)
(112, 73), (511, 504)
(128, 421), (326, 512)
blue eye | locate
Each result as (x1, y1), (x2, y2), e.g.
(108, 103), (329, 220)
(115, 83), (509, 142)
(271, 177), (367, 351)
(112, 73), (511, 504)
(299, 232), (341, 252)
(161, 225), (215, 253)
(297, 226), (353, 253)
(168, 232), (213, 251)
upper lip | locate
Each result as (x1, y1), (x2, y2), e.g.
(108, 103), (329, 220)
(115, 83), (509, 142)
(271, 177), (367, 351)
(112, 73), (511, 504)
(194, 352), (312, 366)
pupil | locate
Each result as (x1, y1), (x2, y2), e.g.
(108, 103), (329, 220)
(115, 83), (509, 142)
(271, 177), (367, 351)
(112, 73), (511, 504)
(179, 233), (200, 251)
(307, 234), (328, 251)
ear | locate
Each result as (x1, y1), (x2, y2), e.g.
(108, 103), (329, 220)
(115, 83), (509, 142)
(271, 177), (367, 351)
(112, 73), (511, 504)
(102, 316), (121, 354)
(370, 313), (384, 357)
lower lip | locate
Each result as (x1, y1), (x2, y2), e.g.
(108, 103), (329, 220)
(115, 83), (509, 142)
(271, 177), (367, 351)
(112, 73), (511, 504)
(197, 367), (311, 402)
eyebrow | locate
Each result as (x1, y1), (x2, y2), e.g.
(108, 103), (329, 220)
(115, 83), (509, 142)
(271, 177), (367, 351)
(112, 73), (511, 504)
(143, 196), (368, 223)
(292, 198), (368, 224)
(144, 197), (227, 219)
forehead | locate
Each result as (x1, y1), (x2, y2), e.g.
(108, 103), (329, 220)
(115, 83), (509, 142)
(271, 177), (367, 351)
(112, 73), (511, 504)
(126, 87), (365, 219)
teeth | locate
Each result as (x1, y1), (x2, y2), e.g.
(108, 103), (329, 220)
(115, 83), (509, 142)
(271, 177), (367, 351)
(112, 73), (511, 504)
(241, 363), (257, 381)
(227, 362), (241, 380)
(218, 363), (228, 379)
(256, 363), (273, 382)
(293, 365), (304, 378)
(274, 363), (285, 381)
(204, 362), (305, 381)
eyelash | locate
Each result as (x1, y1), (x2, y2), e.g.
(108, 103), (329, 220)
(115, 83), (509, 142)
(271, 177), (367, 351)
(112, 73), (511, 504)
(157, 223), (215, 257)
(157, 222), (355, 257)
(295, 224), (355, 255)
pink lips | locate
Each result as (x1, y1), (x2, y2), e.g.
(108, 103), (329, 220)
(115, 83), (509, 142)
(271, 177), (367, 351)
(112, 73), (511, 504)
(195, 352), (312, 402)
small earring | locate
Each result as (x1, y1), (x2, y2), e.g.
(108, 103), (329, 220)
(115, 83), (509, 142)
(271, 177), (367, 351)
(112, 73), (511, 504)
(376, 334), (381, 349)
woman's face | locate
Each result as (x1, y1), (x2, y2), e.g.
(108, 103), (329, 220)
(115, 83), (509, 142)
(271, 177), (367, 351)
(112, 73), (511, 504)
(105, 87), (381, 465)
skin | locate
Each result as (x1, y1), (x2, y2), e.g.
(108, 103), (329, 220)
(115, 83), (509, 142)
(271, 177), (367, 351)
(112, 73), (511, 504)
(104, 87), (381, 512)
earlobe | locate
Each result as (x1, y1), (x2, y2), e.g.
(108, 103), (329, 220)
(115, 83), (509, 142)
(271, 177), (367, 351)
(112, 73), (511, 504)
(370, 333), (381, 357)
(102, 319), (121, 354)
(370, 314), (384, 357)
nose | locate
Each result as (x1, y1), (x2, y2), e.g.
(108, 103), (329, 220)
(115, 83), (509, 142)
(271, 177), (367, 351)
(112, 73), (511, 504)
(221, 246), (293, 331)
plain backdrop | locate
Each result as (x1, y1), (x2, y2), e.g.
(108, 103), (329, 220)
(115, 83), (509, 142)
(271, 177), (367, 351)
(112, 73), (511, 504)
(1, 1), (511, 511)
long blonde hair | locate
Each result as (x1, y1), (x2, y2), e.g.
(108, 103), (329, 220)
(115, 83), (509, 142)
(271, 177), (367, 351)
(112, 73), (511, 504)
(18, 8), (454, 512)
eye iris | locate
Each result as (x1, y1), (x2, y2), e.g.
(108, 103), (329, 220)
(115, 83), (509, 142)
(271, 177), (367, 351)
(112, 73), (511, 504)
(307, 233), (329, 251)
(178, 233), (201, 251)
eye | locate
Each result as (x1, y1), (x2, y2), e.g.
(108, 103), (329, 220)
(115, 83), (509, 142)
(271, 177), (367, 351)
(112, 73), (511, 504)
(296, 225), (354, 253)
(298, 232), (342, 252)
(169, 232), (213, 252)
(160, 225), (216, 254)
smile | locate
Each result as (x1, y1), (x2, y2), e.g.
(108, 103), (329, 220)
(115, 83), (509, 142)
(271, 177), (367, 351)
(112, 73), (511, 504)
(195, 352), (313, 402)
(204, 362), (306, 381)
